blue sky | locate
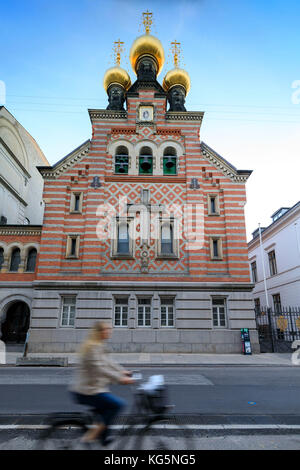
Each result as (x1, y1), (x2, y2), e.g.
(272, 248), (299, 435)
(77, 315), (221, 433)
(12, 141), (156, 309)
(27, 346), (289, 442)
(1, 0), (300, 239)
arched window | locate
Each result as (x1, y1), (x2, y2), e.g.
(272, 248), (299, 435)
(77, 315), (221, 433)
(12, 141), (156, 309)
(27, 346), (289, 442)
(139, 146), (153, 175)
(10, 248), (21, 272)
(115, 146), (129, 174)
(163, 147), (177, 175)
(0, 248), (4, 270)
(26, 248), (37, 272)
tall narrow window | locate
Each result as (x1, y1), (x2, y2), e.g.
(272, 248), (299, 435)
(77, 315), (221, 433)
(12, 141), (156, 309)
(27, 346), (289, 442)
(251, 261), (257, 283)
(139, 147), (153, 175)
(254, 298), (261, 315)
(66, 236), (80, 258)
(70, 192), (83, 213)
(268, 250), (277, 276)
(210, 238), (222, 260)
(212, 298), (227, 328)
(26, 248), (37, 272)
(163, 147), (177, 175)
(115, 146), (129, 174)
(117, 223), (129, 254)
(160, 298), (175, 327)
(61, 296), (76, 327)
(10, 248), (21, 272)
(138, 298), (151, 327)
(161, 223), (173, 254)
(0, 248), (4, 270)
(272, 293), (281, 314)
(114, 298), (128, 327)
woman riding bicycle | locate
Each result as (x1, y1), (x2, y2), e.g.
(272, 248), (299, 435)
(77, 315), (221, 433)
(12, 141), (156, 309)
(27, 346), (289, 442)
(70, 321), (134, 445)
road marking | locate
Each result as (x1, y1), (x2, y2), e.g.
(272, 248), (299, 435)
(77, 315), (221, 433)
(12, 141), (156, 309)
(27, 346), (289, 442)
(1, 424), (300, 431)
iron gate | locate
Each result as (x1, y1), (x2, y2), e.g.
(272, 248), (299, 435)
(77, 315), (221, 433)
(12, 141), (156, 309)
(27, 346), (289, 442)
(255, 307), (300, 353)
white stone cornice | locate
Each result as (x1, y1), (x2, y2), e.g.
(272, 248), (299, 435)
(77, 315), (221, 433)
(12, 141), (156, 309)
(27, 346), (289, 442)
(38, 141), (90, 180)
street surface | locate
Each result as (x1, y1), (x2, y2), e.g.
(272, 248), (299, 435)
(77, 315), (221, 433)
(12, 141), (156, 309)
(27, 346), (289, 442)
(0, 366), (300, 450)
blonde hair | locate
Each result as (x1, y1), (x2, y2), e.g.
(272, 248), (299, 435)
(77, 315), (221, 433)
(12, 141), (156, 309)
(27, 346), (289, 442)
(79, 321), (109, 356)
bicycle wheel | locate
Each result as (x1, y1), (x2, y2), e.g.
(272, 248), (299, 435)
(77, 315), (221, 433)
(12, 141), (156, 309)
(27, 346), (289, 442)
(130, 415), (195, 451)
(35, 422), (92, 450)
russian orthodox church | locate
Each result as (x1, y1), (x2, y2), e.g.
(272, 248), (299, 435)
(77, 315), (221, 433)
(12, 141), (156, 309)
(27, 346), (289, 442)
(0, 13), (259, 353)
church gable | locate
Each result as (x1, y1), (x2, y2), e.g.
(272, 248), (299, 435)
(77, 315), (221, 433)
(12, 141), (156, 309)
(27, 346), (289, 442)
(37, 140), (90, 180)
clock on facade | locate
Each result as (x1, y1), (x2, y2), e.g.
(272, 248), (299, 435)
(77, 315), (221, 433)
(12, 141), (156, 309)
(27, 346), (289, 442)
(139, 106), (153, 121)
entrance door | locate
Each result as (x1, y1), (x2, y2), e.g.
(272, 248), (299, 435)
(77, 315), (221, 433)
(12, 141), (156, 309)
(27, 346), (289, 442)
(1, 302), (30, 343)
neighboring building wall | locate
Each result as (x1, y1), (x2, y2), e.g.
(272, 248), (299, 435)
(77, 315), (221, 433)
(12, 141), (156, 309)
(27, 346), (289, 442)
(0, 225), (41, 340)
(0, 107), (49, 225)
(248, 203), (300, 308)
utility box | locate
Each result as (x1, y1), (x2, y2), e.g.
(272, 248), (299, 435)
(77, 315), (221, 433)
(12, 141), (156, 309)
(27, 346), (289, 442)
(241, 328), (252, 355)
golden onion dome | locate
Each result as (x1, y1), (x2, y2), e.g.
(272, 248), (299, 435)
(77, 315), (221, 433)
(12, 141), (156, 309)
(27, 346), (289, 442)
(129, 34), (165, 76)
(162, 67), (191, 95)
(103, 65), (131, 92)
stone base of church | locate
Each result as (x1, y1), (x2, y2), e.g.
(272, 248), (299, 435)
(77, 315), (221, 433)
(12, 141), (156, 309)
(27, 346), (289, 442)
(16, 281), (259, 354)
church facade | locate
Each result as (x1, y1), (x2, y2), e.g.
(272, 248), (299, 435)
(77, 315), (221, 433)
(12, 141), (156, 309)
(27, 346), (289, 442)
(0, 15), (259, 353)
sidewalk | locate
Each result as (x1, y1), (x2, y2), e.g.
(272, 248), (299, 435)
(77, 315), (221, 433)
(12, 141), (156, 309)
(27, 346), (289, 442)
(2, 351), (295, 367)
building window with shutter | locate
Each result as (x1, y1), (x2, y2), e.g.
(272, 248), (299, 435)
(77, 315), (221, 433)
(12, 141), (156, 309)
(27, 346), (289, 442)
(212, 298), (227, 328)
(272, 293), (282, 314)
(114, 298), (128, 327)
(61, 296), (76, 327)
(160, 298), (175, 327)
(137, 298), (151, 327)
(268, 250), (277, 276)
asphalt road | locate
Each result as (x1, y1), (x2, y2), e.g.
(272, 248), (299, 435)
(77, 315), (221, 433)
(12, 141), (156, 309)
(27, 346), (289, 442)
(0, 366), (300, 418)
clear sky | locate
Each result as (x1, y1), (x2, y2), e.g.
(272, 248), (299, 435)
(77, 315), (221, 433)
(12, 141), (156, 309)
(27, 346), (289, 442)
(1, 0), (300, 240)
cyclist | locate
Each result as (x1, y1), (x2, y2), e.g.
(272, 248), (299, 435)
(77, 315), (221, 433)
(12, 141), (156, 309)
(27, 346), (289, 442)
(70, 321), (134, 445)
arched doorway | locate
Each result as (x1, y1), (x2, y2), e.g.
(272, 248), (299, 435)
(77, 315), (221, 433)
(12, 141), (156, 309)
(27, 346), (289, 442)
(1, 301), (30, 344)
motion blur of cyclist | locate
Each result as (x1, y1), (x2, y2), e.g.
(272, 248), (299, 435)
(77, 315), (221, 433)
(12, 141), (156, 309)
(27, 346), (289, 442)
(70, 321), (134, 445)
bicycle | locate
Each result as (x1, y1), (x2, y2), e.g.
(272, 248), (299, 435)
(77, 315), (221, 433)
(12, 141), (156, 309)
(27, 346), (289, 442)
(35, 372), (194, 450)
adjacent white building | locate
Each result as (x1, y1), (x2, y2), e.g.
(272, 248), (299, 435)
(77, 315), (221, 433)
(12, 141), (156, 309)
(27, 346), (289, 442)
(248, 202), (300, 310)
(0, 106), (49, 225)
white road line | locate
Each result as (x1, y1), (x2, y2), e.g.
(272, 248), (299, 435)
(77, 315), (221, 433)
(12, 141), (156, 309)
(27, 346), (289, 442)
(1, 424), (300, 431)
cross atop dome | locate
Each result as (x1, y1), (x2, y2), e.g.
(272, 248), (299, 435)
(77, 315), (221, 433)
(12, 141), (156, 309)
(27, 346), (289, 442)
(142, 10), (153, 34)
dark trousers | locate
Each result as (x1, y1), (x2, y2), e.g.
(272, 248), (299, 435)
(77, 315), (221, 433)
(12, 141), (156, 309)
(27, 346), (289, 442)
(71, 391), (126, 428)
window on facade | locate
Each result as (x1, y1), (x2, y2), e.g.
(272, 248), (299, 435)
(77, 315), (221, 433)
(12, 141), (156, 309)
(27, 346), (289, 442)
(0, 248), (4, 270)
(212, 298), (227, 328)
(26, 248), (37, 272)
(272, 293), (282, 314)
(10, 248), (21, 272)
(115, 146), (129, 174)
(66, 236), (80, 258)
(268, 250), (277, 276)
(161, 223), (173, 255)
(139, 147), (153, 175)
(138, 298), (151, 327)
(114, 298), (128, 327)
(163, 147), (177, 175)
(70, 192), (83, 213)
(254, 298), (261, 315)
(61, 296), (76, 327)
(160, 298), (175, 327)
(208, 195), (219, 215)
(210, 238), (222, 259)
(251, 261), (257, 283)
(117, 222), (130, 254)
